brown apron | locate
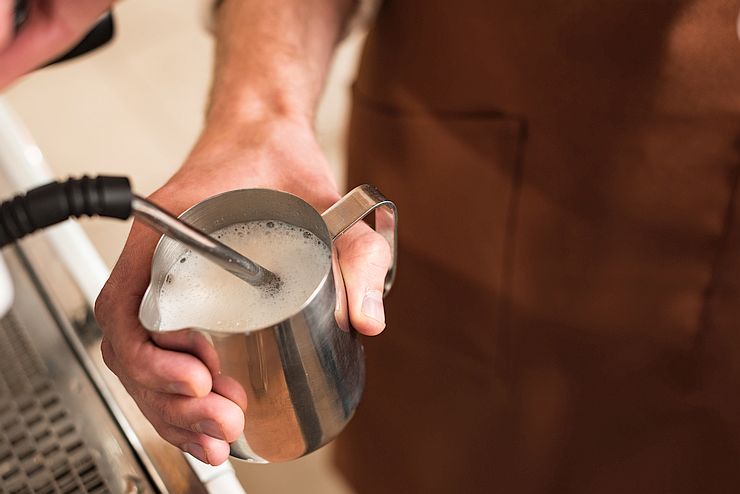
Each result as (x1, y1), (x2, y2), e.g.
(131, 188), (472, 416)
(334, 1), (740, 492)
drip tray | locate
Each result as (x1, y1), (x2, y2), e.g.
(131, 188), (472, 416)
(0, 249), (152, 494)
(0, 313), (112, 494)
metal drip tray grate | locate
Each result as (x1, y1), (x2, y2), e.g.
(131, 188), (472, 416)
(0, 313), (109, 494)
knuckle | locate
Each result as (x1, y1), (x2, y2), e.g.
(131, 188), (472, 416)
(151, 394), (180, 427)
(195, 400), (243, 442)
(120, 347), (151, 385)
(367, 236), (392, 266)
(125, 366), (146, 386)
(355, 236), (392, 274)
(221, 399), (245, 436)
(146, 418), (182, 447)
(222, 408), (245, 442)
(152, 424), (178, 445)
(340, 228), (390, 261)
(198, 399), (223, 422)
(161, 408), (181, 430)
(131, 389), (161, 424)
(126, 363), (152, 388)
(365, 230), (387, 248)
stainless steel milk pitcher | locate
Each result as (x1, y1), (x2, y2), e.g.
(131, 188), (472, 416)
(139, 185), (397, 463)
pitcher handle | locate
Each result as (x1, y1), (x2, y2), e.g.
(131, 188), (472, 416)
(321, 184), (398, 295)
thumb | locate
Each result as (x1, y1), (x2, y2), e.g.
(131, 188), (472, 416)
(334, 222), (392, 336)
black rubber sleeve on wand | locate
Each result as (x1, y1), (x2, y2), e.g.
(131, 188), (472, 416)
(0, 176), (132, 248)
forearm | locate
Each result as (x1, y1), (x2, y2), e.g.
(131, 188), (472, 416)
(206, 0), (358, 129)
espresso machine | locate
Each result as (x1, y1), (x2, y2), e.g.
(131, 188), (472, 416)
(0, 5), (244, 492)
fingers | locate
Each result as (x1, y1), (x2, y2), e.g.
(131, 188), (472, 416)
(334, 222), (392, 336)
(0, 0), (110, 89)
(97, 222), (246, 467)
(122, 382), (242, 465)
(212, 374), (249, 412)
(138, 407), (232, 465)
(137, 387), (244, 442)
(96, 223), (213, 396)
(151, 330), (222, 377)
(102, 338), (245, 465)
(0, 0), (13, 52)
(0, 4), (66, 87)
(101, 335), (213, 397)
(163, 425), (231, 466)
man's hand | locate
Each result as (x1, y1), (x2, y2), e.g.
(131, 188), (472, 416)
(96, 0), (368, 465)
(95, 117), (392, 464)
(0, 0), (111, 89)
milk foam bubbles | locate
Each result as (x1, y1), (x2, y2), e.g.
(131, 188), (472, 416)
(157, 220), (331, 332)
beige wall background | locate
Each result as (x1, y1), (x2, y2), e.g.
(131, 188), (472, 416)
(3, 1), (363, 492)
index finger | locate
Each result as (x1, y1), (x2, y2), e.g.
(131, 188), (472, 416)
(102, 330), (213, 398)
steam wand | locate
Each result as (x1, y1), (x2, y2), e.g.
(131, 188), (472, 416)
(131, 195), (281, 291)
(0, 176), (281, 291)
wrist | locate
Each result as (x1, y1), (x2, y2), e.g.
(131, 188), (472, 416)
(205, 85), (315, 132)
(192, 112), (316, 163)
(169, 116), (337, 204)
(199, 105), (315, 158)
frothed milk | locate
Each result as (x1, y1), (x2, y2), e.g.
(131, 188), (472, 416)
(157, 220), (331, 332)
